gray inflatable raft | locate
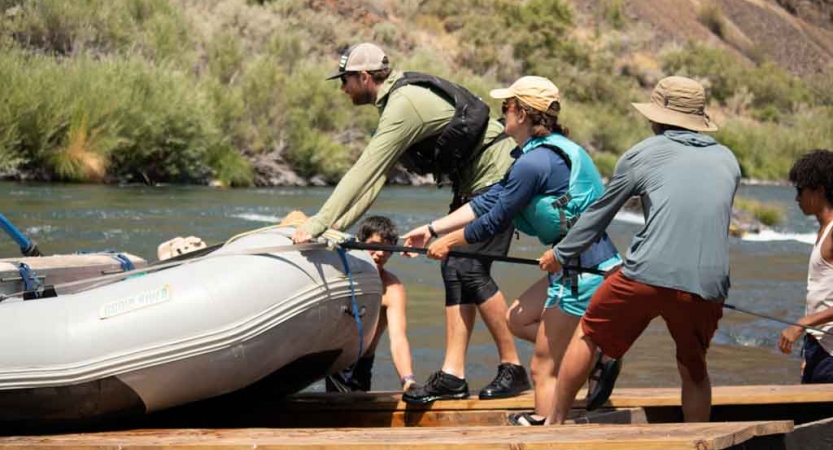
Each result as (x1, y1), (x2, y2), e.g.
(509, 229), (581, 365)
(0, 227), (382, 426)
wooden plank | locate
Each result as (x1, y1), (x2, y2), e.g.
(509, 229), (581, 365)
(263, 407), (646, 428)
(0, 421), (793, 450)
(281, 384), (833, 412)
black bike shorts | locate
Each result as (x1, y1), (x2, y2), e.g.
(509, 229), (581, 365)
(441, 225), (514, 307)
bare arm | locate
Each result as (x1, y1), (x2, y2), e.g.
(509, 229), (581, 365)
(779, 306), (833, 354)
(381, 270), (415, 389)
(402, 204), (476, 250)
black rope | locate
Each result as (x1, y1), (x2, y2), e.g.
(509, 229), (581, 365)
(723, 303), (833, 337)
(337, 241), (607, 275)
(340, 241), (833, 337)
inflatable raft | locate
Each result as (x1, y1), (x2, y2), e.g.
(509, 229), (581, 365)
(0, 227), (382, 427)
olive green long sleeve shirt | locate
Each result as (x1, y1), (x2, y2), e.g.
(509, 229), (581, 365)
(301, 70), (515, 237)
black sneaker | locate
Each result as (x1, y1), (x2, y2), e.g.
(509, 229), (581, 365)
(401, 370), (469, 405)
(478, 363), (531, 399)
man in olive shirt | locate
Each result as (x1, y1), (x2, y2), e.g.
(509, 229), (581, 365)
(291, 43), (530, 402)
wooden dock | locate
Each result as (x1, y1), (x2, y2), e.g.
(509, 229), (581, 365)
(269, 384), (833, 427)
(0, 421), (794, 449)
(3, 385), (832, 449)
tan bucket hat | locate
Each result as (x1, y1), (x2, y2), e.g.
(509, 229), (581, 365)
(632, 76), (718, 132)
(326, 43), (389, 80)
(490, 76), (561, 113)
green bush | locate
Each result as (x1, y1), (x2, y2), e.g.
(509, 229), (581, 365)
(1, 0), (192, 63)
(0, 0), (829, 187)
(207, 31), (244, 85)
(591, 152), (620, 178)
(567, 103), (650, 155)
(808, 64), (833, 107)
(0, 49), (236, 183)
(601, 0), (627, 30)
(661, 42), (744, 103)
(717, 108), (833, 179)
(734, 197), (784, 226)
(661, 42), (810, 113)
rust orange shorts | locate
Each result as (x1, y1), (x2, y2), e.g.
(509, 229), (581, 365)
(580, 270), (723, 383)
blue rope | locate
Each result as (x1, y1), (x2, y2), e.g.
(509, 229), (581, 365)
(17, 262), (40, 291)
(336, 247), (364, 371)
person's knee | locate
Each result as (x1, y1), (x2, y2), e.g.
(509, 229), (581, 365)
(677, 358), (709, 385)
(506, 303), (523, 336)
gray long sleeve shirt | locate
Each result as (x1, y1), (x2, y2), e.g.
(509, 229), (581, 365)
(554, 130), (741, 301)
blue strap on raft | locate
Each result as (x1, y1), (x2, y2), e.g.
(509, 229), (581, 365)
(112, 253), (136, 272)
(17, 262), (41, 291)
(335, 247), (364, 375)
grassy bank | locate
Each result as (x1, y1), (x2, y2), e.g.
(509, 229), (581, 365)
(0, 0), (831, 185)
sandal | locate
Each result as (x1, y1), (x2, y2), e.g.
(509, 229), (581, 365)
(585, 350), (622, 411)
(508, 411), (546, 426)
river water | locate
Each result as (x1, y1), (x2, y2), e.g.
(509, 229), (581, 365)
(0, 182), (819, 391)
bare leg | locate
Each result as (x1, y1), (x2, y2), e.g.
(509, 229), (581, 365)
(549, 325), (597, 424)
(478, 291), (521, 365)
(678, 361), (712, 422)
(530, 307), (580, 418)
(507, 276), (549, 343)
(441, 304), (476, 378)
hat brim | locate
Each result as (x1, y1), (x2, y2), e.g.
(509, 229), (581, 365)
(325, 70), (347, 81)
(632, 103), (718, 132)
(489, 88), (515, 99)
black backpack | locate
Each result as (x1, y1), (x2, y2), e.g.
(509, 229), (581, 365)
(388, 72), (491, 188)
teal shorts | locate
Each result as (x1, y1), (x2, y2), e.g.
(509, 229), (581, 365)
(545, 255), (622, 317)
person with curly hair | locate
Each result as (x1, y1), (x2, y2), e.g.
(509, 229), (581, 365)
(778, 149), (833, 384)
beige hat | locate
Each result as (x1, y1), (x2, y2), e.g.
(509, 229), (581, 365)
(632, 76), (718, 132)
(490, 76), (561, 113)
(326, 43), (389, 80)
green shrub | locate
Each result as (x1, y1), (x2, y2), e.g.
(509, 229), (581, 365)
(807, 64), (833, 107)
(208, 31), (245, 84)
(661, 42), (743, 103)
(717, 108), (833, 179)
(0, 49), (227, 183)
(1, 0), (192, 63)
(207, 144), (253, 187)
(661, 42), (809, 113)
(591, 152), (620, 178)
(602, 0), (627, 30)
(567, 103), (650, 155)
(734, 197), (784, 226)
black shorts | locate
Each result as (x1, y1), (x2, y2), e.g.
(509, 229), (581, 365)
(802, 335), (833, 384)
(441, 224), (514, 307)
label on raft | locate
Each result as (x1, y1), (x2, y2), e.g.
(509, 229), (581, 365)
(99, 284), (172, 319)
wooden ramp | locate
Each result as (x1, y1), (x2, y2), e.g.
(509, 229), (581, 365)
(283, 384), (833, 411)
(0, 421), (793, 450)
(271, 384), (833, 427)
